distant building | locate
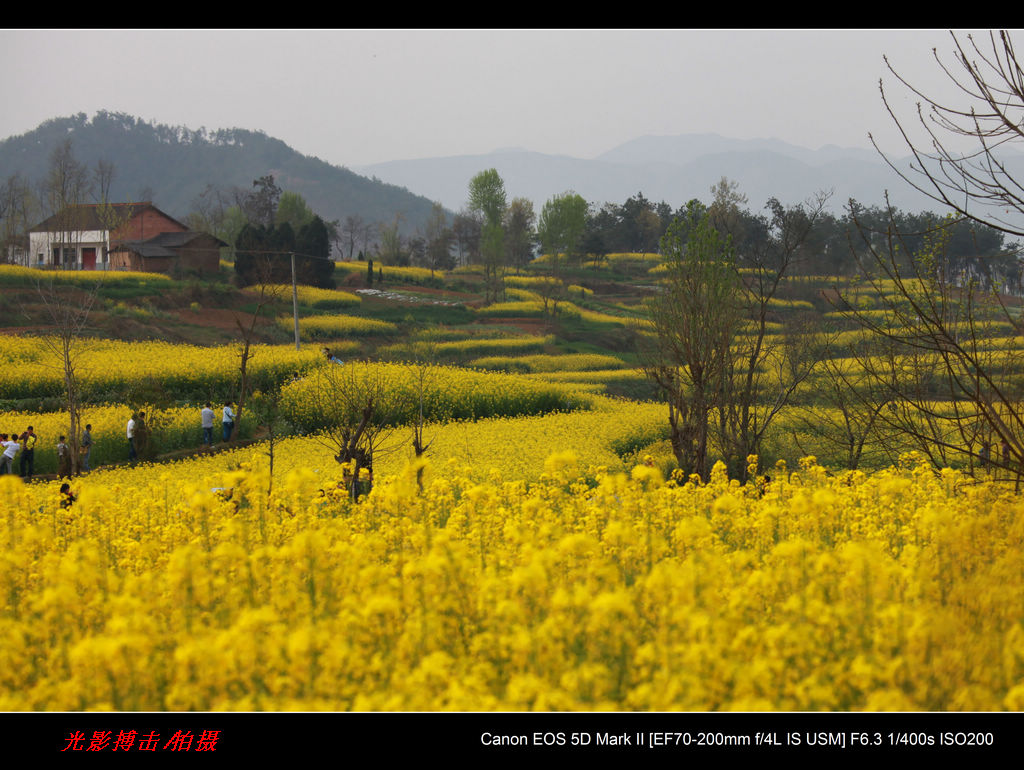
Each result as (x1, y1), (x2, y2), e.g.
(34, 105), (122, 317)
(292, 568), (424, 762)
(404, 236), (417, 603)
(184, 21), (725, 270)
(27, 202), (224, 275)
(109, 231), (224, 275)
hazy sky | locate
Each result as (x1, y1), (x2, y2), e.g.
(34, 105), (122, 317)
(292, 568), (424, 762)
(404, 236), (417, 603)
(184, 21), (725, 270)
(0, 29), (994, 167)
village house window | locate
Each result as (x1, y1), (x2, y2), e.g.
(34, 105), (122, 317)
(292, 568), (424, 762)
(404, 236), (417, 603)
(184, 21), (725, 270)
(52, 246), (76, 265)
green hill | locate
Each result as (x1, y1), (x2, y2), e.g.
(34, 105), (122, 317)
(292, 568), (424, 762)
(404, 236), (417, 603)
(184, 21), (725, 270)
(0, 111), (438, 233)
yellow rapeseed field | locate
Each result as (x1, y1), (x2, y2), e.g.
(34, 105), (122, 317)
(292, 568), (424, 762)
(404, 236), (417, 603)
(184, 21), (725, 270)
(2, 428), (1024, 710)
(281, 314), (397, 339)
(0, 337), (323, 400)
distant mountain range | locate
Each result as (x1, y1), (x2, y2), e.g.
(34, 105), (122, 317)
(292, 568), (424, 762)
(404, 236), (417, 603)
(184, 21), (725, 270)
(353, 133), (972, 217)
(3, 112), (1015, 239)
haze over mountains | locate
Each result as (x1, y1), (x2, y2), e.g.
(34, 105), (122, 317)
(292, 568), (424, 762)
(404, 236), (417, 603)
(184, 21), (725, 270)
(353, 134), (947, 218)
(0, 112), (992, 236)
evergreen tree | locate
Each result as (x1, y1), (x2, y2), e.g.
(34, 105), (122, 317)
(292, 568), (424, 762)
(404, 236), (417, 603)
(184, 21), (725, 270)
(296, 215), (335, 288)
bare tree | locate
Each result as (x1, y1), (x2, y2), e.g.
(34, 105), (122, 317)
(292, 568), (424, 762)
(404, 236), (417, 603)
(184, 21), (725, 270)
(876, 30), (1024, 239)
(40, 139), (92, 269)
(841, 30), (1024, 480)
(792, 326), (902, 470)
(91, 159), (124, 268)
(404, 343), (437, 492)
(249, 383), (287, 499)
(378, 213), (406, 265)
(184, 183), (234, 240)
(238, 175), (281, 228)
(713, 195), (828, 479)
(424, 202), (454, 275)
(31, 277), (102, 475)
(534, 275), (567, 323)
(358, 219), (375, 260)
(26, 141), (108, 473)
(452, 210), (481, 267)
(642, 208), (741, 481)
(835, 208), (1024, 479)
(643, 192), (827, 481)
(0, 173), (36, 264)
(341, 214), (365, 261)
(504, 197), (537, 272)
(232, 256), (287, 443)
(302, 363), (406, 501)
(93, 159), (116, 206)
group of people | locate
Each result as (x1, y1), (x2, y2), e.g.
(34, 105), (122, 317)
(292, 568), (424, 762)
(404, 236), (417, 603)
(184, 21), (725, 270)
(0, 427), (35, 479)
(124, 401), (237, 462)
(1, 401), (244, 509)
(201, 401), (236, 447)
(0, 425), (93, 481)
(979, 439), (1013, 469)
(126, 411), (147, 462)
(0, 402), (243, 511)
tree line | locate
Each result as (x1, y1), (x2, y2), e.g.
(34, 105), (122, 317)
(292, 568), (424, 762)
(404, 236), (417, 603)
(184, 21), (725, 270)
(641, 29), (1024, 485)
(228, 176), (335, 289)
(279, 168), (1019, 301)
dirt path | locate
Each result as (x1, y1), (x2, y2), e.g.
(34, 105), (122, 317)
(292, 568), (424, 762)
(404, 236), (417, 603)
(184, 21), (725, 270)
(21, 432), (271, 484)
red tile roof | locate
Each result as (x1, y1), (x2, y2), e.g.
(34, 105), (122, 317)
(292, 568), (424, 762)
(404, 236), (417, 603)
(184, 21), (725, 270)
(29, 202), (187, 233)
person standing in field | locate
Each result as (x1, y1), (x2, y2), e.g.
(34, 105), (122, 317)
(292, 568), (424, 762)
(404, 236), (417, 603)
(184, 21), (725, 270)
(127, 413), (137, 462)
(57, 435), (71, 479)
(222, 401), (235, 442)
(80, 424), (92, 472)
(19, 426), (36, 480)
(201, 403), (215, 448)
(0, 433), (18, 475)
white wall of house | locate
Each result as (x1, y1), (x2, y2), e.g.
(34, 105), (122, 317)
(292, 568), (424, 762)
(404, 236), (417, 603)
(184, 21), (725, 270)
(26, 229), (110, 268)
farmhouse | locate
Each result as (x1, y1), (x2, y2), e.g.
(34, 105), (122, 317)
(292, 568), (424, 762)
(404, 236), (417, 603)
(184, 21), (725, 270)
(108, 231), (224, 275)
(27, 202), (224, 275)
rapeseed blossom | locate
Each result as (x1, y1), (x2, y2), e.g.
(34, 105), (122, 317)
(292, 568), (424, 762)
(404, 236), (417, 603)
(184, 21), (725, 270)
(2, 447), (1022, 711)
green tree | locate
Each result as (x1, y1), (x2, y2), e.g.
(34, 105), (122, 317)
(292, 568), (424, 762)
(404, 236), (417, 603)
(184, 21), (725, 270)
(468, 168), (507, 226)
(295, 215), (335, 288)
(707, 177), (749, 241)
(636, 207), (663, 254)
(468, 169), (507, 303)
(275, 191), (315, 232)
(538, 192), (587, 263)
(220, 206), (249, 259)
(536, 190), (588, 308)
(234, 222), (294, 286)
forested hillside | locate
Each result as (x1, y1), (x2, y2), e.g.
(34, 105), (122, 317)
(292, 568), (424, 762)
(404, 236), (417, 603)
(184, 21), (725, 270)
(0, 111), (438, 232)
